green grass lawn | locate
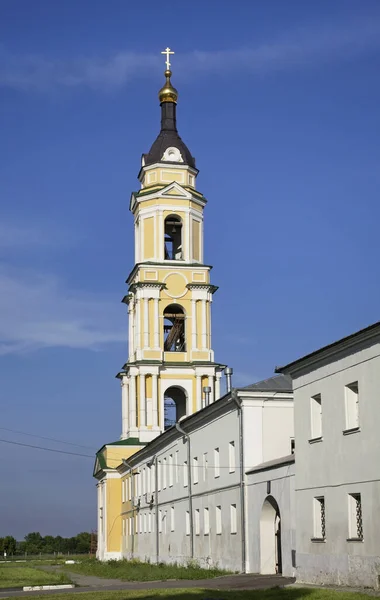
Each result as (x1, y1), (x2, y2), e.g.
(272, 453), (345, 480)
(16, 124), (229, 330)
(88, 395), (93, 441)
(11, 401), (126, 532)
(12, 586), (377, 600)
(0, 564), (72, 589)
(63, 558), (228, 581)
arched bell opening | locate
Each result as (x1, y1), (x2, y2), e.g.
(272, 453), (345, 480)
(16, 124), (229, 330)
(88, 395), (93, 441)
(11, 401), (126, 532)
(163, 304), (186, 352)
(164, 215), (182, 260)
(164, 386), (187, 430)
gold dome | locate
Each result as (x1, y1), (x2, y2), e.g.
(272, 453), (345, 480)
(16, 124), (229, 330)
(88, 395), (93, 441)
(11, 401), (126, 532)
(159, 69), (178, 104)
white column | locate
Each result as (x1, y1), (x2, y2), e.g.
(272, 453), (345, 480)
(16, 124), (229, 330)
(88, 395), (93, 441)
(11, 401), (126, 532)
(152, 374), (158, 428)
(139, 374), (146, 427)
(196, 375), (202, 412)
(215, 373), (221, 401)
(128, 305), (134, 359)
(208, 299), (212, 351)
(154, 298), (159, 348)
(121, 379), (129, 438)
(129, 375), (137, 429)
(209, 375), (215, 404)
(143, 298), (149, 348)
(136, 299), (141, 352)
(201, 300), (207, 350)
(191, 300), (197, 350)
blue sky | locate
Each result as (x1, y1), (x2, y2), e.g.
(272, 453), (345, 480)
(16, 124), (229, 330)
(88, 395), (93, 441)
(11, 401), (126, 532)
(1, 0), (380, 539)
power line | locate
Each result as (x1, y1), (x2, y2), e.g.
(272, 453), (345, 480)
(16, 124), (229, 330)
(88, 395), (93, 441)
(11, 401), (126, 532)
(0, 438), (93, 458)
(0, 427), (96, 451)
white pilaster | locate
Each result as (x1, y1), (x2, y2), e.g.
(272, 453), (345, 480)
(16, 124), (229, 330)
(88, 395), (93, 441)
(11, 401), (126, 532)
(209, 375), (215, 404)
(139, 374), (146, 427)
(191, 299), (197, 350)
(143, 298), (149, 348)
(121, 378), (129, 439)
(201, 300), (207, 350)
(215, 372), (221, 401)
(129, 375), (137, 432)
(136, 300), (141, 354)
(154, 298), (160, 348)
(128, 304), (134, 360)
(196, 375), (202, 412)
(152, 374), (158, 428)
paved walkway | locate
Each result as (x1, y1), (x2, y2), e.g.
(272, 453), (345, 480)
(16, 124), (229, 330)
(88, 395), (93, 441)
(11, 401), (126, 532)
(0, 573), (295, 598)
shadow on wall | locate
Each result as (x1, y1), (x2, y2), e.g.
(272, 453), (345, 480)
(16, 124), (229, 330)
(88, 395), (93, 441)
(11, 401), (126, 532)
(129, 587), (318, 600)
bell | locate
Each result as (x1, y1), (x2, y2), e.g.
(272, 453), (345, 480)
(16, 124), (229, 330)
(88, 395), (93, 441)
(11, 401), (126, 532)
(171, 224), (176, 233)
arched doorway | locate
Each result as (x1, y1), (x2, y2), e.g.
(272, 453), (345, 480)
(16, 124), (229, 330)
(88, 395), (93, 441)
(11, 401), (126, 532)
(260, 496), (282, 575)
(164, 386), (187, 430)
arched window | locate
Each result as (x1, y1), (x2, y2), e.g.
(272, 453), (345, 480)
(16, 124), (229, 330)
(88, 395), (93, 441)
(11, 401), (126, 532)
(164, 215), (182, 260)
(164, 386), (187, 430)
(163, 304), (186, 352)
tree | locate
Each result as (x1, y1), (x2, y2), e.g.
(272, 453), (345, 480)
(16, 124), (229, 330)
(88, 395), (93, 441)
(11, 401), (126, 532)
(3, 536), (16, 555)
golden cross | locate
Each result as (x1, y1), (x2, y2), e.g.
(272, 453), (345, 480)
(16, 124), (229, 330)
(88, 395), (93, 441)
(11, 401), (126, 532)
(161, 47), (174, 70)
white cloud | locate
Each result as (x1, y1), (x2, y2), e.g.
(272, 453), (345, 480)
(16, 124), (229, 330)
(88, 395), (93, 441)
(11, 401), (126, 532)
(1, 16), (380, 91)
(0, 266), (125, 355)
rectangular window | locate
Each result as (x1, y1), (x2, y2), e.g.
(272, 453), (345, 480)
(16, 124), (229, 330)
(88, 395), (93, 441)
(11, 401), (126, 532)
(290, 438), (295, 454)
(204, 507), (210, 535)
(313, 497), (326, 540)
(171, 506), (175, 532)
(169, 454), (173, 487)
(193, 457), (199, 485)
(348, 493), (363, 540)
(142, 468), (146, 495)
(163, 457), (167, 489)
(148, 512), (152, 533)
(214, 448), (220, 478)
(229, 442), (235, 473)
(216, 505), (222, 534)
(203, 452), (208, 481)
(345, 382), (359, 431)
(122, 480), (125, 503)
(230, 504), (237, 534)
(122, 518), (126, 536)
(175, 450), (179, 483)
(184, 460), (188, 487)
(143, 512), (147, 534)
(195, 508), (200, 535)
(310, 394), (322, 439)
(186, 511), (190, 536)
(139, 513), (143, 534)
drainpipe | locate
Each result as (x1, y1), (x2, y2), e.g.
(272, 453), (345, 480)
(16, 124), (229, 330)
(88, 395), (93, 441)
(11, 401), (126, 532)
(175, 421), (194, 559)
(203, 386), (211, 407)
(225, 367), (233, 393)
(231, 389), (246, 573)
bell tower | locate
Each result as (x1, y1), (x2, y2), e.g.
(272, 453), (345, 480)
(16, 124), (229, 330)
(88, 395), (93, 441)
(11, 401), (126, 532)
(118, 49), (225, 443)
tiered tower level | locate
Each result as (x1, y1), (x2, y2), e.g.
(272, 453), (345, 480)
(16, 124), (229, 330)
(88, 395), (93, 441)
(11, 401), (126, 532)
(118, 53), (225, 444)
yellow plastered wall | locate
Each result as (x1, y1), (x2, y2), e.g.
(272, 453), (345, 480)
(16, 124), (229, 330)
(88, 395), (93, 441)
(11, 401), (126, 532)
(106, 477), (122, 553)
(146, 375), (152, 397)
(143, 216), (154, 259)
(148, 299), (155, 348)
(192, 219), (200, 262)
